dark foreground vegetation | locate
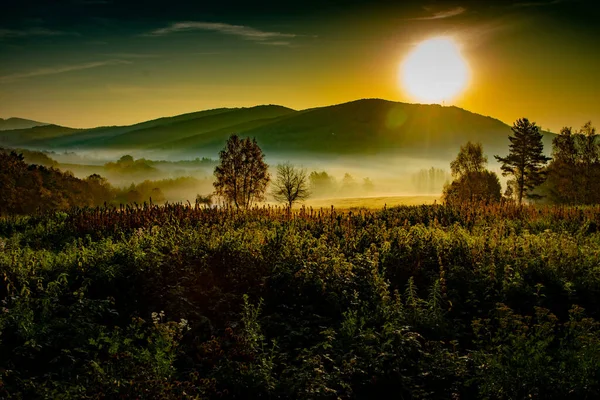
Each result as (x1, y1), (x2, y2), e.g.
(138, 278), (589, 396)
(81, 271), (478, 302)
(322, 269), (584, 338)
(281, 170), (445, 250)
(1, 202), (600, 399)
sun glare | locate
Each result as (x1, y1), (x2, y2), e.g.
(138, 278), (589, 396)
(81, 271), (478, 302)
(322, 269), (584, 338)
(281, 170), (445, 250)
(401, 37), (469, 104)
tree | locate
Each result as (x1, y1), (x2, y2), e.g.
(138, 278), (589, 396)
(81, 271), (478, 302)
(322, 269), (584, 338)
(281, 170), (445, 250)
(363, 177), (375, 193)
(450, 142), (487, 177)
(443, 171), (502, 205)
(341, 173), (358, 196)
(309, 171), (336, 197)
(271, 162), (310, 208)
(443, 142), (501, 205)
(411, 167), (450, 194)
(213, 135), (270, 209)
(575, 121), (600, 204)
(495, 118), (551, 204)
(547, 122), (600, 204)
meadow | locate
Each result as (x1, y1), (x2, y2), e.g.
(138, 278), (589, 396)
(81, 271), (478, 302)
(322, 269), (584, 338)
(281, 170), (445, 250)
(1, 201), (599, 399)
(302, 195), (439, 209)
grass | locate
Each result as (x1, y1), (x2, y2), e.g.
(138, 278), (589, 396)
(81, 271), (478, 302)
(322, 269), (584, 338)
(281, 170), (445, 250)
(1, 202), (599, 399)
(297, 195), (439, 209)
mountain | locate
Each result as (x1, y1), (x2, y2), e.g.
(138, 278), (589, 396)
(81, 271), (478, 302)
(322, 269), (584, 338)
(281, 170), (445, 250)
(0, 117), (47, 131)
(32, 107), (236, 149)
(19, 105), (295, 150)
(159, 99), (555, 159)
(5, 99), (556, 159)
(97, 105), (295, 149)
(0, 125), (80, 147)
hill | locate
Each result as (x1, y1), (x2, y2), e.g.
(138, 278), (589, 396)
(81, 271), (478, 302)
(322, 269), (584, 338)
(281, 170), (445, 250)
(0, 117), (47, 131)
(7, 99), (556, 159)
(164, 99), (555, 159)
(32, 107), (236, 149)
(23, 105), (295, 150)
(0, 125), (81, 147)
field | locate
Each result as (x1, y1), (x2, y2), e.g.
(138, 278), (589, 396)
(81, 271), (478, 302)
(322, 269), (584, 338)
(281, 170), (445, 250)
(301, 195), (440, 209)
(1, 202), (600, 399)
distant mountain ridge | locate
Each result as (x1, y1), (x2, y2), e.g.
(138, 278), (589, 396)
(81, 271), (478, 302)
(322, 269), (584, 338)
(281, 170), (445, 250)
(0, 117), (47, 131)
(0, 100), (555, 159)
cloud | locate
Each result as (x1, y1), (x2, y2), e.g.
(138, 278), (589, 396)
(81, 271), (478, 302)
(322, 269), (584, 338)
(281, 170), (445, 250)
(144, 21), (297, 45)
(0, 60), (131, 83)
(409, 6), (467, 20)
(73, 0), (111, 4)
(511, 0), (568, 7)
(0, 28), (76, 39)
(260, 41), (293, 46)
(100, 53), (160, 58)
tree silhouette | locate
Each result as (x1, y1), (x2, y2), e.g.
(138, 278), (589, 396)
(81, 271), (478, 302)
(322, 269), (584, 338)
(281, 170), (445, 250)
(214, 135), (270, 209)
(495, 118), (550, 204)
(271, 162), (310, 208)
(443, 142), (501, 204)
(547, 122), (599, 204)
(309, 171), (335, 197)
(450, 141), (487, 177)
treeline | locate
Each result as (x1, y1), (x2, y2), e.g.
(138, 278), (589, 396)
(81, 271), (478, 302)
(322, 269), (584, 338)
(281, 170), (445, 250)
(411, 167), (450, 194)
(104, 155), (218, 174)
(0, 149), (207, 214)
(545, 122), (600, 204)
(443, 119), (599, 206)
(0, 150), (112, 214)
(307, 171), (375, 198)
(0, 147), (59, 167)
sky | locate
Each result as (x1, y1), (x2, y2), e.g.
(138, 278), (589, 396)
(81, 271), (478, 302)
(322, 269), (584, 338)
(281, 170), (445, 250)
(1, 0), (598, 132)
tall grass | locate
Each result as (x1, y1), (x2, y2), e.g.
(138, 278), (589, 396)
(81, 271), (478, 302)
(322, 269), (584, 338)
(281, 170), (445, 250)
(1, 202), (599, 398)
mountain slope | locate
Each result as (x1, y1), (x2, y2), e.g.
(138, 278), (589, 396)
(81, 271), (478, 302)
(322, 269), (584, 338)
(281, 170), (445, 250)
(27, 105), (296, 150)
(0, 117), (47, 131)
(30, 108), (235, 148)
(0, 125), (81, 147)
(164, 99), (555, 158)
(9, 99), (556, 160)
(96, 105), (296, 149)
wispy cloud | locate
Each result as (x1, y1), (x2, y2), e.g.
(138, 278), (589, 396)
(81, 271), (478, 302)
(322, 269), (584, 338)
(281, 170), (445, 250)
(0, 27), (76, 39)
(409, 6), (467, 20)
(511, 0), (569, 8)
(0, 60), (131, 83)
(73, 0), (111, 4)
(99, 53), (160, 59)
(144, 21), (297, 45)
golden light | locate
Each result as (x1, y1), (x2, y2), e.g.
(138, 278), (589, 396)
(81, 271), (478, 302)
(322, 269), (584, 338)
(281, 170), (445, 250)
(400, 37), (469, 104)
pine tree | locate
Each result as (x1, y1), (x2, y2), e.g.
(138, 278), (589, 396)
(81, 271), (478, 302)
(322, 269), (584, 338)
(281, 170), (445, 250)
(495, 118), (550, 204)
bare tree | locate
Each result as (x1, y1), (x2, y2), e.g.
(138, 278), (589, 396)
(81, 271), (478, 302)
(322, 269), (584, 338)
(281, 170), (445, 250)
(214, 135), (270, 209)
(271, 162), (310, 208)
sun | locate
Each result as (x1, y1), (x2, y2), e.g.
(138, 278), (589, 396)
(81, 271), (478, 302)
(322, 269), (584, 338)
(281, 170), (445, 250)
(400, 37), (469, 104)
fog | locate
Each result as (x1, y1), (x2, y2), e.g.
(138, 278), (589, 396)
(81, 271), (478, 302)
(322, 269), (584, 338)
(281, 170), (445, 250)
(34, 147), (470, 206)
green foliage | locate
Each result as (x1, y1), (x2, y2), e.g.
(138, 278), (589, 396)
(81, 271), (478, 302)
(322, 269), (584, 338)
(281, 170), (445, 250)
(104, 155), (157, 174)
(443, 170), (502, 205)
(546, 122), (600, 205)
(444, 143), (501, 205)
(0, 150), (116, 214)
(1, 202), (600, 398)
(495, 118), (551, 204)
(214, 135), (270, 209)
